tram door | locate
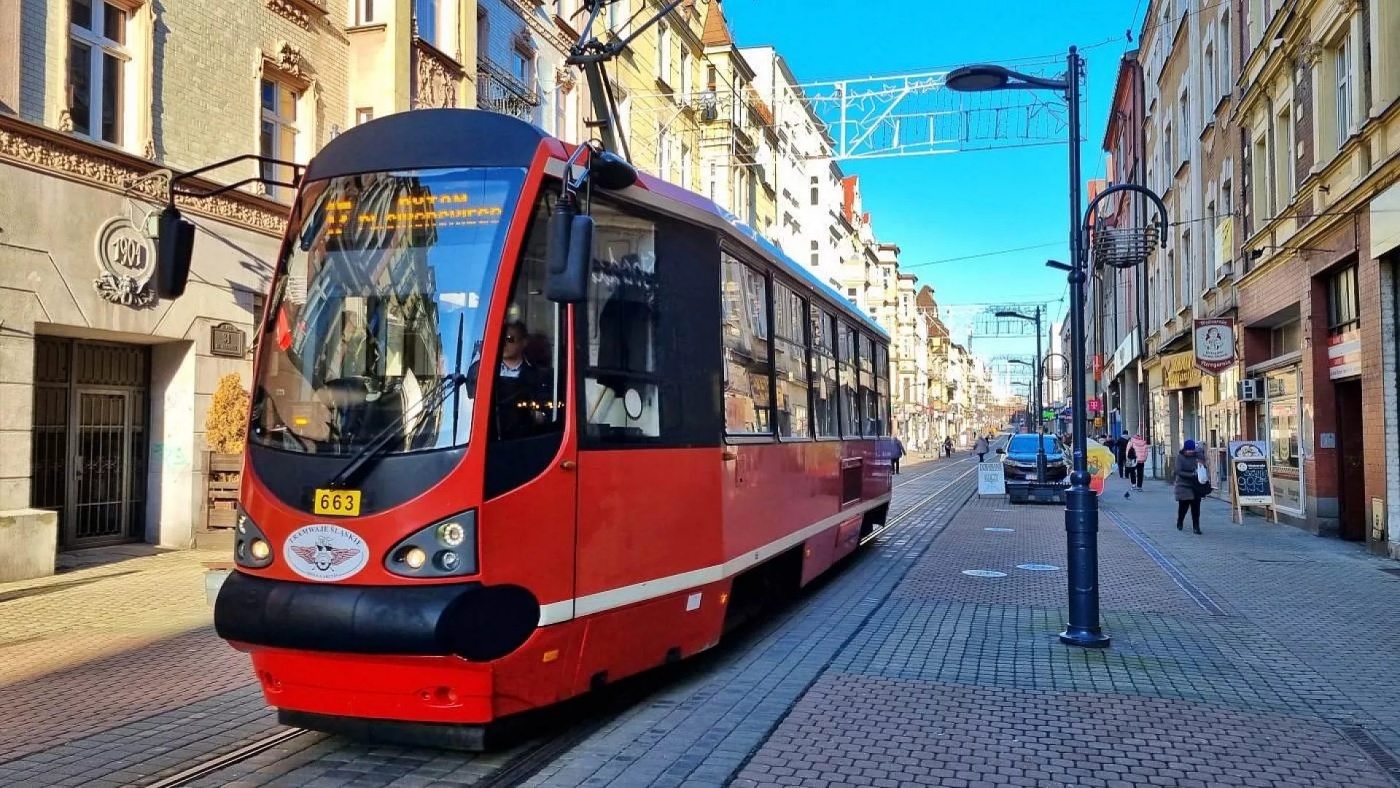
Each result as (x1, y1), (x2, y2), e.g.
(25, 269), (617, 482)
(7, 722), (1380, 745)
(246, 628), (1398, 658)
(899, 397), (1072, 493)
(30, 338), (149, 549)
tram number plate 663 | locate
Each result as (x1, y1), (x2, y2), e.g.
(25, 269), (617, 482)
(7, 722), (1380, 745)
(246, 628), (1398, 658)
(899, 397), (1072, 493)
(312, 488), (361, 516)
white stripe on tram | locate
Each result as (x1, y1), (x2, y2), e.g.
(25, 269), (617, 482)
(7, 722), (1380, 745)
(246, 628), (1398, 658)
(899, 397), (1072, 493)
(535, 493), (893, 626)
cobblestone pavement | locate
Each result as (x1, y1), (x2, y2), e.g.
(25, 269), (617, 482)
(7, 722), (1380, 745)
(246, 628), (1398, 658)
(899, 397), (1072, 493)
(730, 475), (1400, 788)
(0, 544), (269, 780)
(150, 455), (981, 787)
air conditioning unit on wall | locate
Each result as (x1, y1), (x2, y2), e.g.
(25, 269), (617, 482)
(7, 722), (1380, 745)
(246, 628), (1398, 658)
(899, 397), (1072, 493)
(1238, 378), (1264, 401)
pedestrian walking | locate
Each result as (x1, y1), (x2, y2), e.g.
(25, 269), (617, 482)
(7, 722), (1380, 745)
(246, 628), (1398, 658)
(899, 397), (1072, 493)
(1125, 432), (1147, 493)
(974, 434), (989, 463)
(1173, 439), (1208, 534)
(891, 436), (905, 474)
(943, 436), (953, 458)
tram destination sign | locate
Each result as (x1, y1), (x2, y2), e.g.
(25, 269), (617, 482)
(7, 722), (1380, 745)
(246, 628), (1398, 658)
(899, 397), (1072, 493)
(1228, 440), (1272, 506)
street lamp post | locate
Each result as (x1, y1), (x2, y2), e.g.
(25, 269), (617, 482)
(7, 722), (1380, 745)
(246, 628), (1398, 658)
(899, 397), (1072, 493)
(949, 47), (1169, 650)
(1004, 348), (1046, 483)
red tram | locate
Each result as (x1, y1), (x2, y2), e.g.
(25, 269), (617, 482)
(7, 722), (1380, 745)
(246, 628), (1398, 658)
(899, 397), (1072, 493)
(201, 108), (895, 745)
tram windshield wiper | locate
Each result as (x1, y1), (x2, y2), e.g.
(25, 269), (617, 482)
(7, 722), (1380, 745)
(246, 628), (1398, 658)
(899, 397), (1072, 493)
(324, 372), (469, 489)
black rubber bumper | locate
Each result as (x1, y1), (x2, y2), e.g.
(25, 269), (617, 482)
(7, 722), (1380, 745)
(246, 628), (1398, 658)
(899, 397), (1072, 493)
(214, 571), (541, 662)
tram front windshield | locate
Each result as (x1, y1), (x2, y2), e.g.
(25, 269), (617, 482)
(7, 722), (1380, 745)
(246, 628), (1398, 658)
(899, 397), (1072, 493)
(250, 166), (526, 456)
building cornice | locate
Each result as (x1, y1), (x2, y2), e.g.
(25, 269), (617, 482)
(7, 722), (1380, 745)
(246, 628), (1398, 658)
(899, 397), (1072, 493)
(0, 114), (288, 237)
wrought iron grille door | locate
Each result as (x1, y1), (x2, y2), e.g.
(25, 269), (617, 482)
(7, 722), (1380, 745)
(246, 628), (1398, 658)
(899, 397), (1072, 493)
(30, 337), (149, 548)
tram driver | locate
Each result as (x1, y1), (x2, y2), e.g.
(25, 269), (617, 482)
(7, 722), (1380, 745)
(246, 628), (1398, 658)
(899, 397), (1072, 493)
(467, 319), (552, 440)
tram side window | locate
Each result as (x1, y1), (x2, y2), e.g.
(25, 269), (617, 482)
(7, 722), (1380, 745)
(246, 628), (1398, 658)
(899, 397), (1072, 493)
(874, 343), (891, 437)
(722, 254), (773, 435)
(809, 306), (839, 438)
(772, 282), (809, 438)
(837, 321), (859, 438)
(858, 334), (877, 436)
(584, 202), (661, 440)
(480, 190), (567, 443)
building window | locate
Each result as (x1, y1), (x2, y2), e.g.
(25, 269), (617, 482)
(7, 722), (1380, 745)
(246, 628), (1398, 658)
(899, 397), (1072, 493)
(414, 0), (437, 45)
(352, 0), (377, 25)
(680, 141), (692, 189)
(1177, 90), (1189, 162)
(810, 240), (819, 268)
(1326, 264), (1360, 334)
(1250, 131), (1270, 224)
(1334, 36), (1353, 150)
(1274, 103), (1293, 207)
(1163, 123), (1174, 172)
(477, 9), (489, 60)
(656, 22), (671, 85)
(810, 175), (819, 206)
(1219, 10), (1231, 95)
(679, 47), (691, 101)
(721, 255), (772, 435)
(355, 107), (373, 125)
(657, 123), (671, 180)
(513, 47), (534, 87)
(68, 0), (129, 145)
(1203, 42), (1215, 116)
(260, 77), (300, 198)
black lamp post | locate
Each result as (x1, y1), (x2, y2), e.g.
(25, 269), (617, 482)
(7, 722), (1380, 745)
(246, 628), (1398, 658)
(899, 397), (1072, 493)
(949, 48), (1168, 650)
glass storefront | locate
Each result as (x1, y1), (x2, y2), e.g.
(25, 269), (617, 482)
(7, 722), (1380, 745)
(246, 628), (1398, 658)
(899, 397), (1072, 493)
(1263, 367), (1304, 514)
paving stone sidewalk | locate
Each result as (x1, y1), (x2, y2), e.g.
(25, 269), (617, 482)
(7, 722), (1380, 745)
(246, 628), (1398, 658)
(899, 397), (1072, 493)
(731, 476), (1400, 788)
(0, 545), (260, 770)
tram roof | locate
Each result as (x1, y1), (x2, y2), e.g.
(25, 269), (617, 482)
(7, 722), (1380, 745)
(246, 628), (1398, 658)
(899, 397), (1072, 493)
(304, 109), (889, 342)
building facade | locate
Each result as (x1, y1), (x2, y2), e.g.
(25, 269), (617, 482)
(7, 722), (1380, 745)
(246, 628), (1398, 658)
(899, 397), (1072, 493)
(1, 0), (346, 551)
(1233, 0), (1400, 549)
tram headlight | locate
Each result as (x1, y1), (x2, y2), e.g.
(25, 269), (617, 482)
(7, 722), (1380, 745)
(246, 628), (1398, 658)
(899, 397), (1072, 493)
(233, 505), (275, 570)
(437, 521), (466, 548)
(384, 510), (478, 579)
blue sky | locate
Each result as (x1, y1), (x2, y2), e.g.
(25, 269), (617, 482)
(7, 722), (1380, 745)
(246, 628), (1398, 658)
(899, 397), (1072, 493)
(723, 0), (1147, 374)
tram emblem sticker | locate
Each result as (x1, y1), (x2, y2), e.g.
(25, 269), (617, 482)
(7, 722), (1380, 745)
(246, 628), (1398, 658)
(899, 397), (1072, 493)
(284, 524), (369, 581)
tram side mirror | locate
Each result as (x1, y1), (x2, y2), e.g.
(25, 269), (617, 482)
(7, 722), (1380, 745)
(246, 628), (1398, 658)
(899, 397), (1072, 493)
(155, 205), (196, 300)
(590, 151), (639, 191)
(545, 201), (593, 304)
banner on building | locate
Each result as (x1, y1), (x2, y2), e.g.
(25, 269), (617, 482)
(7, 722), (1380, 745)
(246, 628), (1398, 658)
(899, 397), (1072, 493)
(1327, 329), (1361, 379)
(1193, 318), (1236, 374)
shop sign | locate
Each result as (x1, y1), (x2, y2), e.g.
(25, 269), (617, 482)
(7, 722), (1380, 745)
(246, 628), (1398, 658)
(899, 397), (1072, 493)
(1327, 329), (1361, 380)
(1193, 318), (1236, 374)
(1162, 351), (1202, 391)
(1228, 440), (1273, 506)
(1105, 333), (1139, 381)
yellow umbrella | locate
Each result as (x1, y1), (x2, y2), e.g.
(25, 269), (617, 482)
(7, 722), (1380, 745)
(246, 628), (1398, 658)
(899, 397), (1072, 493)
(1084, 438), (1116, 495)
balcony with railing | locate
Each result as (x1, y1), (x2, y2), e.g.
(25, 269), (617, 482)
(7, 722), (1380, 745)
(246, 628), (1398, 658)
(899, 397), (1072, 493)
(478, 58), (539, 122)
(411, 37), (464, 109)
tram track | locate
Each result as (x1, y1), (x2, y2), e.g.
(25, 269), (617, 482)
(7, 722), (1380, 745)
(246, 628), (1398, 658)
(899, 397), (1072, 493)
(146, 456), (980, 788)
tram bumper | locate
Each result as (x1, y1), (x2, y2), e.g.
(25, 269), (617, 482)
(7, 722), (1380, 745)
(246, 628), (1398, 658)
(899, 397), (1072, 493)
(213, 570), (541, 662)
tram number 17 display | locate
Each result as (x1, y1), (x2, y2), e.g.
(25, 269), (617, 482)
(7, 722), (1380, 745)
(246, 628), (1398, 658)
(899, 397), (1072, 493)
(313, 488), (362, 517)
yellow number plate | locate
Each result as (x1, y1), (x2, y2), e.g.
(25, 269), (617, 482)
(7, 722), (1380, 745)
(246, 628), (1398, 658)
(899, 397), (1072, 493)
(312, 488), (362, 517)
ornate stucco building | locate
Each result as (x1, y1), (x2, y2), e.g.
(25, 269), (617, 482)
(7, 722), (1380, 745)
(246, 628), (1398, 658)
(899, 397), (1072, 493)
(1, 0), (340, 552)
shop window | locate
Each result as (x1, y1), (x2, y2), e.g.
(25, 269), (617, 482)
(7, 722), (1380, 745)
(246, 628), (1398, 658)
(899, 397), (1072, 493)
(809, 306), (839, 438)
(721, 254), (772, 435)
(772, 282), (809, 438)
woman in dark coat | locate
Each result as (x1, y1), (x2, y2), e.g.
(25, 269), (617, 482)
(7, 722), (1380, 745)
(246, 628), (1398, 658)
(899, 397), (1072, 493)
(1173, 439), (1204, 534)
